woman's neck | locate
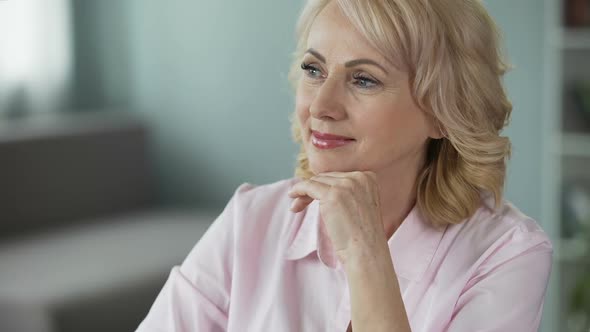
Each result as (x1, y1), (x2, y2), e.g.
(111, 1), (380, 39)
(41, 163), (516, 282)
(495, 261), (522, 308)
(376, 158), (423, 240)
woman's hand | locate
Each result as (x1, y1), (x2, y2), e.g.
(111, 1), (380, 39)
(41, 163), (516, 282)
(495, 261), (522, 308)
(290, 172), (411, 331)
(288, 171), (388, 265)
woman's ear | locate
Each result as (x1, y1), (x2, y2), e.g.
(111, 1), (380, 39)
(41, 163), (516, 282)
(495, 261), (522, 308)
(429, 118), (447, 140)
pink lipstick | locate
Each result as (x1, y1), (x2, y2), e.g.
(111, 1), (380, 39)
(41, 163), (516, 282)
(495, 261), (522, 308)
(311, 130), (355, 150)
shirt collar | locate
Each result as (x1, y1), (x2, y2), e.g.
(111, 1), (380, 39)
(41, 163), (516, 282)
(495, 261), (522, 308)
(284, 200), (447, 282)
(284, 200), (320, 261)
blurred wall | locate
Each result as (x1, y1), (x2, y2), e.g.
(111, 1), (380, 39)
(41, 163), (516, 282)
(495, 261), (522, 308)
(72, 0), (547, 221)
(486, 1), (546, 225)
(73, 0), (301, 207)
(128, 0), (301, 207)
(72, 1), (131, 109)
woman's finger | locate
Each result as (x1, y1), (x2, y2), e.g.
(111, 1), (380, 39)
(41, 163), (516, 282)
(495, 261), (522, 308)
(318, 171), (379, 201)
(288, 179), (331, 200)
(290, 196), (314, 212)
(318, 171), (377, 187)
(308, 174), (347, 187)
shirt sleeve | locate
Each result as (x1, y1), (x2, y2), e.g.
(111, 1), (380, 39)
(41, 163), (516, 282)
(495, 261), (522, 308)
(136, 184), (253, 332)
(444, 227), (553, 332)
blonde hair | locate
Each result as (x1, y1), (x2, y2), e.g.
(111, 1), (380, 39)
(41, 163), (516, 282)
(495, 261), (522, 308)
(288, 0), (512, 227)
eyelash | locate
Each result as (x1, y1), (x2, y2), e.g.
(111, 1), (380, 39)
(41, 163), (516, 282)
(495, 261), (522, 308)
(300, 63), (323, 79)
(300, 62), (380, 89)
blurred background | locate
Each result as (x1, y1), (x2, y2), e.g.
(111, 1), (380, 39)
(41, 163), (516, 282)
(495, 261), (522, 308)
(0, 0), (588, 331)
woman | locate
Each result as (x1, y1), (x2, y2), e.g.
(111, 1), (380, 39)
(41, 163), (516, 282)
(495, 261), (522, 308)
(137, 0), (552, 331)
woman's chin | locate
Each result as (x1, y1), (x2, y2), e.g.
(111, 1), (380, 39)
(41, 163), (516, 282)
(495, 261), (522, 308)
(309, 162), (356, 175)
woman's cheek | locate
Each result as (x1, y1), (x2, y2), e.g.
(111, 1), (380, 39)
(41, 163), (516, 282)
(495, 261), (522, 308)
(295, 93), (312, 126)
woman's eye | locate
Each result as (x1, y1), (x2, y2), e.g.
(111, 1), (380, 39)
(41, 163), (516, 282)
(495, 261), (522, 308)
(353, 75), (379, 89)
(301, 63), (323, 79)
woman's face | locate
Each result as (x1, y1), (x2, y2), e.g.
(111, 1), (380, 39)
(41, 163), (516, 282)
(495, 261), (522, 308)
(295, 1), (440, 178)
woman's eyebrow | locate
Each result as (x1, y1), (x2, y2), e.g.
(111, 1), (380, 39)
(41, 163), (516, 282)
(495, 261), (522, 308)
(304, 48), (389, 75)
(305, 48), (326, 63)
(344, 59), (389, 75)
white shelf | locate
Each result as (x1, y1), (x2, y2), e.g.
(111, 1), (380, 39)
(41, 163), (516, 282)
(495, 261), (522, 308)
(542, 2), (590, 331)
(561, 133), (590, 157)
(556, 28), (590, 50)
(558, 237), (589, 262)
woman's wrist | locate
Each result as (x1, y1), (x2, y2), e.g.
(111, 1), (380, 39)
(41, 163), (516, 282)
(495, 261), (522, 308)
(343, 238), (411, 332)
(342, 237), (394, 275)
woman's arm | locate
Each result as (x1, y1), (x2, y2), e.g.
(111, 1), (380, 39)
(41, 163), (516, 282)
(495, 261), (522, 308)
(444, 238), (552, 332)
(289, 171), (412, 332)
(345, 239), (411, 332)
(136, 184), (254, 332)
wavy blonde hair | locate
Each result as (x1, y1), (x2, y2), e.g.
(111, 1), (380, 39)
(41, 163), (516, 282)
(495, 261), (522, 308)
(288, 0), (512, 227)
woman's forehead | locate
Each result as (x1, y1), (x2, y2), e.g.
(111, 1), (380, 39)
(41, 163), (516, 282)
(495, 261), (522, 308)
(306, 2), (389, 65)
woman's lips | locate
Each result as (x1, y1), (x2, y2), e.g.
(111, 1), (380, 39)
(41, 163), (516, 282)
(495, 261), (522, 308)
(311, 130), (355, 150)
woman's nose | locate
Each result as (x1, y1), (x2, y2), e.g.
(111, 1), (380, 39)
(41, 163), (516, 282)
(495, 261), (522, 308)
(309, 77), (347, 121)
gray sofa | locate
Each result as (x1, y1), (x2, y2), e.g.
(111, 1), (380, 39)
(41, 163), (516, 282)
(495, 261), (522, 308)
(0, 111), (216, 332)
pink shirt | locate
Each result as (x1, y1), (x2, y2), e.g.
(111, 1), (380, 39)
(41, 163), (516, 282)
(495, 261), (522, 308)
(136, 178), (552, 332)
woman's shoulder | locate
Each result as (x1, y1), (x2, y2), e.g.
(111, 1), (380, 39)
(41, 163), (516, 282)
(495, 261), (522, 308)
(222, 178), (306, 261)
(229, 177), (299, 211)
(444, 195), (553, 270)
(226, 177), (301, 234)
(467, 196), (550, 245)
